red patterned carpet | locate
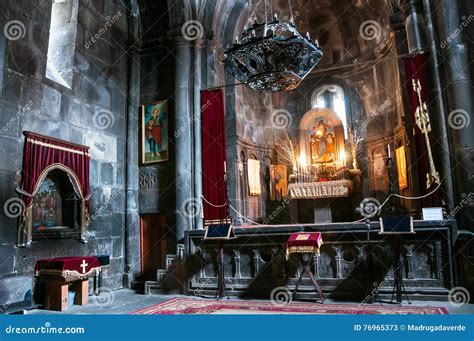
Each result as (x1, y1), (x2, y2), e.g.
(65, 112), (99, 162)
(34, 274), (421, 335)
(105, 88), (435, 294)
(133, 298), (448, 315)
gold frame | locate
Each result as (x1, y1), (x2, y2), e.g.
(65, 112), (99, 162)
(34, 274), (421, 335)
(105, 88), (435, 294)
(396, 146), (408, 190)
(140, 100), (169, 165)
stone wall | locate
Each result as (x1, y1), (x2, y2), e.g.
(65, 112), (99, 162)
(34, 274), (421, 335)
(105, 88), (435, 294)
(0, 0), (132, 303)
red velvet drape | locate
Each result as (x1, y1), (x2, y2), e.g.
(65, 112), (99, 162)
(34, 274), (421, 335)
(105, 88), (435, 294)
(403, 55), (442, 207)
(21, 131), (91, 210)
(201, 90), (229, 224)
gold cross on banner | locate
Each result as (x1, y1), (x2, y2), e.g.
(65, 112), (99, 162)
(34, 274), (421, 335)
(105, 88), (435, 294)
(412, 79), (440, 189)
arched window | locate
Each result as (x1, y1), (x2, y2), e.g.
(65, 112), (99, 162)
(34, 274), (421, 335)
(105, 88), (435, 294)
(312, 85), (347, 138)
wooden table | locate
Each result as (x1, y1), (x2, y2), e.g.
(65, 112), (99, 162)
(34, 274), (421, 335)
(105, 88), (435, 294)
(286, 232), (325, 303)
(35, 256), (100, 311)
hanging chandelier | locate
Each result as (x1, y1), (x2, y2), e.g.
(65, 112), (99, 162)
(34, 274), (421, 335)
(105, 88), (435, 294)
(224, 0), (323, 92)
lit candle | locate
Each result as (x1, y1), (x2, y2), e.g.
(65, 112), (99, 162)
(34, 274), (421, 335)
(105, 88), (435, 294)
(298, 154), (307, 183)
(339, 149), (346, 168)
(387, 144), (391, 158)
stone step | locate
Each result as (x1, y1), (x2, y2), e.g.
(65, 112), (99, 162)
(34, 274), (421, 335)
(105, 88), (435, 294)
(156, 269), (167, 282)
(145, 246), (186, 295)
(165, 255), (176, 269)
(144, 281), (163, 295)
(176, 244), (185, 259)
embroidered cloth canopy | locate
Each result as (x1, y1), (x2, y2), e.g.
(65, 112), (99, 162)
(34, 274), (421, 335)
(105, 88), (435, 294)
(35, 256), (100, 282)
(286, 232), (323, 259)
(18, 131), (91, 246)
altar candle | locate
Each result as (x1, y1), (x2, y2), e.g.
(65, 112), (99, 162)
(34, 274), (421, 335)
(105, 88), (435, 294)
(387, 144), (391, 158)
(298, 154), (307, 183)
(340, 149), (346, 168)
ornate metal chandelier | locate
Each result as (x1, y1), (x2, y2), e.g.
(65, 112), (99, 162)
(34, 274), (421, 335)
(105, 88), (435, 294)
(224, 0), (323, 92)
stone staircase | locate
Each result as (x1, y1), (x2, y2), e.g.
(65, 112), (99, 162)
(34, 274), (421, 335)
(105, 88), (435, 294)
(144, 244), (185, 295)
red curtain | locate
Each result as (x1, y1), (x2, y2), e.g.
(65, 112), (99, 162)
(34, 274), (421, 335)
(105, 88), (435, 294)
(21, 131), (91, 211)
(403, 55), (442, 207)
(201, 90), (229, 225)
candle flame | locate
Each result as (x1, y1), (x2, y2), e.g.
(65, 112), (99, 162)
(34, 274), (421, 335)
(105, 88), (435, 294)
(298, 154), (307, 167)
(339, 149), (346, 163)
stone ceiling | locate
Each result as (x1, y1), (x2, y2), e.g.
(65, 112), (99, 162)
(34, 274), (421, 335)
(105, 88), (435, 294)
(251, 0), (392, 64)
(136, 0), (395, 66)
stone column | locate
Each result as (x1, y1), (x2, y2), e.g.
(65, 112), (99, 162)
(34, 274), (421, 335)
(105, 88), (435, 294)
(419, 0), (455, 211)
(392, 0), (457, 213)
(198, 40), (217, 84)
(193, 39), (203, 231)
(403, 0), (427, 53)
(0, 0), (5, 97)
(124, 45), (141, 286)
(173, 36), (193, 240)
(434, 0), (474, 227)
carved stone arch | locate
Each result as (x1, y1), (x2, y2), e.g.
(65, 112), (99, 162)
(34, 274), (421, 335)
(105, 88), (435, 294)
(20, 163), (88, 247)
(300, 108), (343, 131)
(371, 146), (386, 175)
(263, 155), (272, 185)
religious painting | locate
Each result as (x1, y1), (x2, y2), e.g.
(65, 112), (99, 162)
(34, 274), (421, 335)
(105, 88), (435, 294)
(269, 165), (288, 201)
(141, 100), (169, 164)
(247, 159), (261, 196)
(32, 176), (62, 230)
(309, 119), (336, 164)
(396, 146), (408, 190)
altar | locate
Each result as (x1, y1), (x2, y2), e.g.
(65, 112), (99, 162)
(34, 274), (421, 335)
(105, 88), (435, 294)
(288, 180), (355, 222)
(282, 108), (360, 223)
(35, 256), (100, 311)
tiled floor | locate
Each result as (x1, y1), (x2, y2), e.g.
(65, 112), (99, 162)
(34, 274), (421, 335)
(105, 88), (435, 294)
(26, 289), (474, 315)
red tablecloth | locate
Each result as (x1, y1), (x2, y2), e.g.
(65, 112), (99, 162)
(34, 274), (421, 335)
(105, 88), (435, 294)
(286, 232), (323, 258)
(35, 256), (100, 278)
